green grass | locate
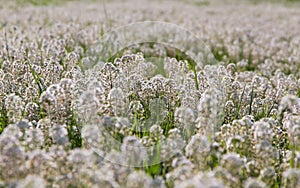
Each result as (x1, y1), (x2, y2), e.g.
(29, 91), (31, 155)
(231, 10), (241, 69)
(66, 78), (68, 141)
(233, 85), (246, 120)
(254, 102), (276, 121)
(66, 110), (82, 148)
(15, 0), (74, 6)
(144, 144), (163, 177)
(0, 104), (8, 134)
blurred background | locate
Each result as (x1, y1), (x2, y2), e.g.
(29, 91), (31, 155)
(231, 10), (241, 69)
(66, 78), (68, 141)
(0, 0), (299, 6)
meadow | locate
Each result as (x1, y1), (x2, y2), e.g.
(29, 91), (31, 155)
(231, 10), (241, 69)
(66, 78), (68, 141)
(0, 0), (300, 187)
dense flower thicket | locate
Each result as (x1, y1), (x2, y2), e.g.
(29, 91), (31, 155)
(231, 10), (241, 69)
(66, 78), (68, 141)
(0, 0), (300, 187)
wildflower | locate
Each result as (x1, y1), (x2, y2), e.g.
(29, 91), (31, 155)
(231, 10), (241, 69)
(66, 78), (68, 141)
(185, 134), (211, 169)
(121, 136), (147, 166)
(108, 87), (126, 117)
(5, 93), (24, 123)
(244, 178), (266, 188)
(282, 168), (300, 188)
(174, 107), (196, 131)
(23, 127), (44, 151)
(49, 124), (69, 146)
(176, 172), (225, 188)
(126, 171), (152, 188)
(259, 166), (276, 187)
(17, 175), (46, 188)
(24, 102), (40, 122)
(149, 124), (164, 140)
(221, 153), (245, 177)
(151, 176), (166, 188)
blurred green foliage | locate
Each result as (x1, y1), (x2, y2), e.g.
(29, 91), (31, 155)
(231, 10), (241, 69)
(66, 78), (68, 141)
(12, 0), (74, 6)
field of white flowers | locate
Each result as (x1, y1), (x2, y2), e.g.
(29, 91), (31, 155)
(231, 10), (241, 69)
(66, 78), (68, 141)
(0, 0), (300, 187)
